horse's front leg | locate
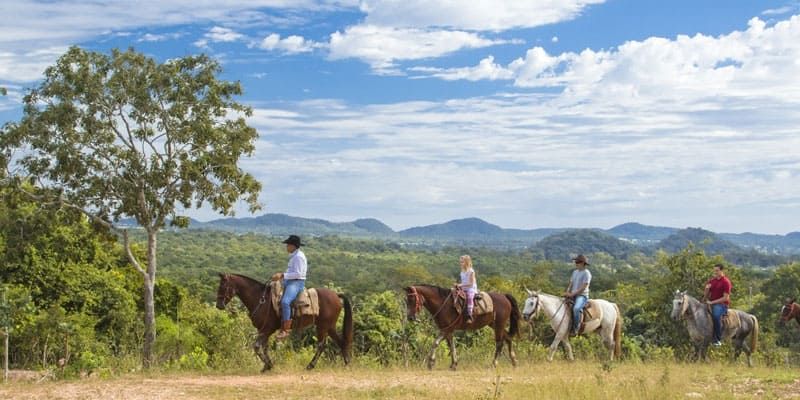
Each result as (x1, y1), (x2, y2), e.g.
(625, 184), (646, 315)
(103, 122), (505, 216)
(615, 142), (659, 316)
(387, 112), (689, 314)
(427, 333), (446, 370)
(546, 336), (561, 362)
(254, 334), (273, 372)
(446, 334), (458, 371)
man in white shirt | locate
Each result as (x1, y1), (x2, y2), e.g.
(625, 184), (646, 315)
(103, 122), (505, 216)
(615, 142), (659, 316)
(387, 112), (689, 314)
(275, 235), (307, 340)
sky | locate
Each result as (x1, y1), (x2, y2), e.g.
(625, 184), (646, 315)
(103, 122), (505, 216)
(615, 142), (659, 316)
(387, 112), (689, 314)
(1, 1), (800, 234)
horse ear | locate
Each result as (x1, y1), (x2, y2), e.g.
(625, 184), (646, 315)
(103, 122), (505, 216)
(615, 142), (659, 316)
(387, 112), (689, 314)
(217, 272), (227, 279)
(524, 287), (532, 296)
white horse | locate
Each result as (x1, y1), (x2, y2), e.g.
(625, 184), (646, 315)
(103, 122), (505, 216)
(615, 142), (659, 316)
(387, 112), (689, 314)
(522, 290), (622, 361)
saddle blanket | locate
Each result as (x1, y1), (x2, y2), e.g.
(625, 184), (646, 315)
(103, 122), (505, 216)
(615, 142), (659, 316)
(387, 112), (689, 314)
(455, 290), (494, 316)
(270, 280), (320, 317)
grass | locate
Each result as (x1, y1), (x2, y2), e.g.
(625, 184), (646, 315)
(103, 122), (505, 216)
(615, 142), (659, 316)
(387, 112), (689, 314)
(1, 360), (798, 399)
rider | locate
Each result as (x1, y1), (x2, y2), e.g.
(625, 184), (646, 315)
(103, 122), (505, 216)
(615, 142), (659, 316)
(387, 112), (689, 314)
(275, 235), (307, 340)
(457, 255), (478, 323)
(704, 263), (732, 346)
(564, 254), (592, 335)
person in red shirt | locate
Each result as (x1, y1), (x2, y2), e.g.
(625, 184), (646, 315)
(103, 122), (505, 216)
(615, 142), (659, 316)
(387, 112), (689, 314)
(704, 263), (732, 346)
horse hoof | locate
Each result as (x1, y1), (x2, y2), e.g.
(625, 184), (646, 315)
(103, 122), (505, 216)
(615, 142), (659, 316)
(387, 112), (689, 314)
(449, 365), (457, 371)
(306, 364), (316, 370)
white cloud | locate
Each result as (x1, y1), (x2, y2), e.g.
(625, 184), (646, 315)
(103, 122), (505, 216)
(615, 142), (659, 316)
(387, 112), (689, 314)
(329, 25), (509, 74)
(259, 33), (319, 54)
(360, 0), (606, 31)
(413, 16), (800, 105)
(409, 56), (513, 81)
(138, 32), (184, 42)
(551, 36), (559, 43)
(0, 0), (357, 82)
(0, 47), (69, 83)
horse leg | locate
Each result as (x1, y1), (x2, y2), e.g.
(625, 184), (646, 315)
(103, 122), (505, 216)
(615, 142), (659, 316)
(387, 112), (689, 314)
(328, 328), (350, 365)
(446, 334), (458, 371)
(306, 327), (329, 370)
(254, 334), (273, 372)
(547, 337), (561, 362)
(492, 340), (504, 368)
(427, 333), (445, 370)
(505, 336), (517, 367)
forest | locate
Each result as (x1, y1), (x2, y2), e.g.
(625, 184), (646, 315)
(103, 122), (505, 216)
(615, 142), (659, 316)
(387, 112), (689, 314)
(2, 188), (800, 377)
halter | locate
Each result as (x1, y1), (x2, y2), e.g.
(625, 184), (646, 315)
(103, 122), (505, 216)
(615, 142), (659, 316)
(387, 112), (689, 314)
(526, 293), (542, 319)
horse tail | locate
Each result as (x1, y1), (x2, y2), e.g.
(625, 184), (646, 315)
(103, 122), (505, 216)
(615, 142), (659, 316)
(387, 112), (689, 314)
(505, 294), (521, 337)
(613, 303), (623, 359)
(338, 293), (354, 360)
(749, 314), (759, 354)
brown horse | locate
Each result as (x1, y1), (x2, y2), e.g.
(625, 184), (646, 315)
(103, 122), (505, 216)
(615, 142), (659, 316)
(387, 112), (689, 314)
(215, 273), (353, 371)
(780, 298), (800, 327)
(404, 285), (520, 370)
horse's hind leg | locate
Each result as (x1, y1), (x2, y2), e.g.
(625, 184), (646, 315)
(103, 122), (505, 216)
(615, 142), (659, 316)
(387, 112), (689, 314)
(446, 334), (458, 371)
(562, 340), (575, 361)
(328, 328), (350, 365)
(504, 336), (517, 367)
(307, 327), (329, 370)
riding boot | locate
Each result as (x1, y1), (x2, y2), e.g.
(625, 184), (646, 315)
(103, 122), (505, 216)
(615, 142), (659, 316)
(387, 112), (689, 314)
(276, 320), (292, 340)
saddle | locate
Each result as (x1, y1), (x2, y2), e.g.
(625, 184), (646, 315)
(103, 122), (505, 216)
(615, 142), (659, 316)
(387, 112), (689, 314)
(566, 298), (602, 335)
(705, 304), (741, 331)
(269, 279), (320, 318)
(453, 288), (494, 316)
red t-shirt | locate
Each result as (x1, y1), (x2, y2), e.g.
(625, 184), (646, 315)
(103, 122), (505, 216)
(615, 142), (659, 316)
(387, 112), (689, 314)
(707, 276), (732, 305)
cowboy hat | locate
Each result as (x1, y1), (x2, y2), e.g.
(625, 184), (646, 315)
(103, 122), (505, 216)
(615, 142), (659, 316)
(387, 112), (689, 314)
(282, 235), (305, 247)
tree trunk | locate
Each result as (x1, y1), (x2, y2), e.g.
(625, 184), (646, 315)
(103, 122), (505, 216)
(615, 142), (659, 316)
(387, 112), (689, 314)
(142, 230), (158, 368)
(3, 329), (8, 382)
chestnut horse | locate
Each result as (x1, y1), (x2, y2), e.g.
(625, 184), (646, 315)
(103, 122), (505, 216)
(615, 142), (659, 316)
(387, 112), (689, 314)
(404, 285), (520, 370)
(215, 273), (352, 371)
(780, 298), (800, 327)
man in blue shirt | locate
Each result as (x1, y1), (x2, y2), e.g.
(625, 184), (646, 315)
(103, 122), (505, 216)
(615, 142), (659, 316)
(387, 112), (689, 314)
(275, 235), (307, 340)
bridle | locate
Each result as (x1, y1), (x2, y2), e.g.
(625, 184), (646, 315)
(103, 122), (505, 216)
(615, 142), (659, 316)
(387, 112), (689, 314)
(525, 293), (542, 320)
(407, 286), (424, 317)
(217, 275), (236, 306)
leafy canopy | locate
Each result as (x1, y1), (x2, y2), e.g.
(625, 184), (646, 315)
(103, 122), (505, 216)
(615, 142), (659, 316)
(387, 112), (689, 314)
(1, 46), (261, 229)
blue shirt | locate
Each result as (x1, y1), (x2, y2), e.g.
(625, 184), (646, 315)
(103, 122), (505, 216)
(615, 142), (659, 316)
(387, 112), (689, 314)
(284, 249), (307, 280)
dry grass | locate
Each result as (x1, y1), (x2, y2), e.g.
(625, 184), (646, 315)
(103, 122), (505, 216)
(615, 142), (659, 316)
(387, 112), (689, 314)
(1, 361), (799, 400)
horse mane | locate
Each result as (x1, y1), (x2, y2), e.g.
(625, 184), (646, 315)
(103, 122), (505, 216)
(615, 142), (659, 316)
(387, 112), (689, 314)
(414, 284), (450, 298)
(230, 273), (267, 288)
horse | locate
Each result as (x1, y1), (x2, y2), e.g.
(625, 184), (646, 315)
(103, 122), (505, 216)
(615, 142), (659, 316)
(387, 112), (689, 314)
(670, 290), (759, 366)
(521, 290), (622, 362)
(403, 285), (520, 370)
(215, 273), (353, 371)
(779, 298), (800, 327)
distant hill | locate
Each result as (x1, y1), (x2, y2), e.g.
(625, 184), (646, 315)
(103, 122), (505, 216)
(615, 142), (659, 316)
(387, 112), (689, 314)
(114, 213), (800, 256)
(654, 228), (789, 267)
(655, 227), (741, 254)
(606, 222), (678, 243)
(531, 229), (643, 261)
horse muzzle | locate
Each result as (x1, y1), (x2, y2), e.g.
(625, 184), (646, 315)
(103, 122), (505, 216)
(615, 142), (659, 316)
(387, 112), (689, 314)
(523, 313), (531, 321)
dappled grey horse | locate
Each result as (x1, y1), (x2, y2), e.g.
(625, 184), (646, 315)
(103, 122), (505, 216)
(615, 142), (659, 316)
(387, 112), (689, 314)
(671, 290), (759, 366)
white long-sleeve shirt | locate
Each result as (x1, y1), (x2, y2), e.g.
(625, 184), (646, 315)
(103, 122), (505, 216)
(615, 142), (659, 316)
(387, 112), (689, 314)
(284, 249), (307, 280)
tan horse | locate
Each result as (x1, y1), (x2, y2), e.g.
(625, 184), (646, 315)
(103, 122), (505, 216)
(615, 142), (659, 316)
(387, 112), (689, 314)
(522, 290), (622, 361)
(779, 298), (800, 327)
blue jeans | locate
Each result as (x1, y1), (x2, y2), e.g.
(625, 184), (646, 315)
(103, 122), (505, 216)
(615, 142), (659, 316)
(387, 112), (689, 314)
(572, 295), (588, 333)
(711, 304), (727, 342)
(281, 279), (305, 322)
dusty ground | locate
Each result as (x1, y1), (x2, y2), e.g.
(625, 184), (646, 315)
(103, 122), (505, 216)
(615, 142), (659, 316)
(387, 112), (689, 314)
(2, 362), (799, 399)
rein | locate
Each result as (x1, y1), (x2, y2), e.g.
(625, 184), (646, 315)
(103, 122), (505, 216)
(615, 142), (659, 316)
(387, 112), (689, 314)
(409, 286), (462, 331)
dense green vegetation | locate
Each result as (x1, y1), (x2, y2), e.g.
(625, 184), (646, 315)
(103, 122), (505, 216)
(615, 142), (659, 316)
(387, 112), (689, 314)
(2, 187), (800, 377)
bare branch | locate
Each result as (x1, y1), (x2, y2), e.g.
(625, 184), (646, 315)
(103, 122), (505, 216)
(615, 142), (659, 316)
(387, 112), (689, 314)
(122, 230), (146, 276)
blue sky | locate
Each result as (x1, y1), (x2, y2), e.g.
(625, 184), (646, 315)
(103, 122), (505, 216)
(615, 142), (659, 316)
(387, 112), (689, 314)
(2, 1), (800, 234)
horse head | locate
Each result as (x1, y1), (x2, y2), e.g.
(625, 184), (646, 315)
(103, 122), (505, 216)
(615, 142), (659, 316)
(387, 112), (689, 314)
(216, 272), (237, 310)
(404, 286), (424, 322)
(671, 290), (688, 321)
(522, 289), (541, 321)
(779, 297), (797, 326)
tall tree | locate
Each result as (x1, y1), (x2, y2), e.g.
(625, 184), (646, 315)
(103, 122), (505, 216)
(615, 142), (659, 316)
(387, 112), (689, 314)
(0, 47), (262, 367)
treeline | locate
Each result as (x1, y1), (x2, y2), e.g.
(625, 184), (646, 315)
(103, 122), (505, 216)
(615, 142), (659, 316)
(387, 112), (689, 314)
(3, 191), (800, 376)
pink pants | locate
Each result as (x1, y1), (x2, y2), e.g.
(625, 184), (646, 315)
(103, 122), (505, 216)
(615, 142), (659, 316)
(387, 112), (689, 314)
(466, 290), (475, 315)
